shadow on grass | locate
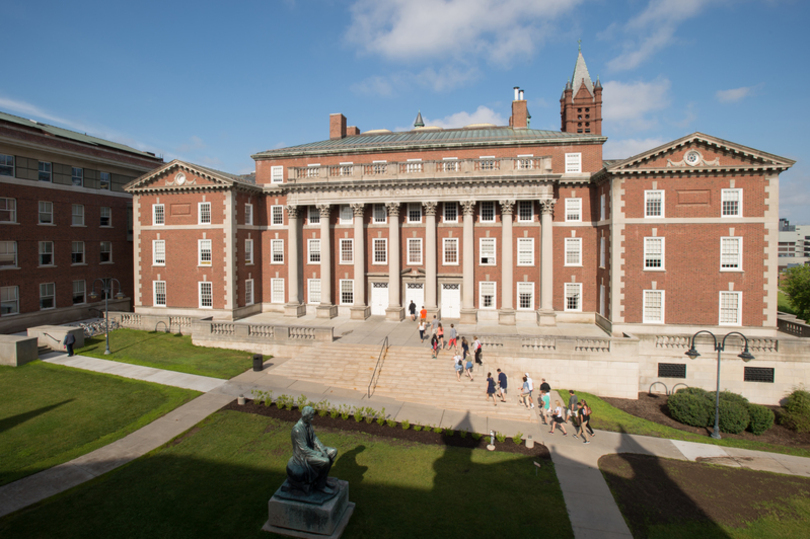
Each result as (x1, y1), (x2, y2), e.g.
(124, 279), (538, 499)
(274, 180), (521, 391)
(0, 400), (74, 436)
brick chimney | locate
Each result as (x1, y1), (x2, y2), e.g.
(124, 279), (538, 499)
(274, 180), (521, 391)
(346, 126), (360, 136)
(330, 113), (347, 140)
(510, 87), (528, 129)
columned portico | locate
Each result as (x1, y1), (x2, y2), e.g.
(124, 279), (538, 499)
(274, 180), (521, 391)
(350, 203), (370, 320)
(424, 201), (439, 319)
(385, 203), (404, 320)
(460, 200), (477, 324)
(538, 199), (557, 326)
(316, 204), (337, 318)
(284, 205), (306, 317)
(498, 200), (516, 325)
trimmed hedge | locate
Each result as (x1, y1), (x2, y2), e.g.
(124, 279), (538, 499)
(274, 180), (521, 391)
(747, 403), (775, 435)
(780, 389), (810, 433)
(668, 388), (772, 435)
(668, 391), (711, 428)
(709, 399), (750, 435)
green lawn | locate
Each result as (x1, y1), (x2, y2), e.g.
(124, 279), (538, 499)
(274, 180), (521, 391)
(564, 389), (810, 458)
(778, 289), (797, 315)
(0, 410), (573, 538)
(0, 361), (199, 486)
(76, 329), (254, 379)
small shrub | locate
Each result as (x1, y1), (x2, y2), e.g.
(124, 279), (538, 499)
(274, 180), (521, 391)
(780, 388), (810, 433)
(339, 405), (350, 421)
(353, 407), (364, 422)
(275, 394), (294, 411)
(386, 419), (396, 428)
(459, 429), (468, 438)
(512, 431), (524, 445)
(471, 432), (482, 440)
(668, 391), (711, 428)
(709, 399), (750, 434)
(376, 408), (387, 426)
(296, 395), (310, 410)
(444, 428), (454, 436)
(329, 407), (339, 419)
(316, 399), (329, 417)
(433, 425), (443, 434)
(413, 424), (422, 432)
(401, 419), (410, 430)
(747, 403), (775, 435)
(495, 432), (506, 443)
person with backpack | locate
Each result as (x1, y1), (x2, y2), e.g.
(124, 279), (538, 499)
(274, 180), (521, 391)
(473, 336), (483, 365)
(453, 353), (464, 381)
(581, 399), (595, 438)
(437, 323), (445, 349)
(430, 332), (440, 359)
(575, 402), (590, 444)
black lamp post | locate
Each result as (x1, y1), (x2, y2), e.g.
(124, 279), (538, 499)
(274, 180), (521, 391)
(685, 330), (755, 440)
(89, 278), (125, 355)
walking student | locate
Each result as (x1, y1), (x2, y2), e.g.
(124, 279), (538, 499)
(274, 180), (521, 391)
(575, 402), (591, 444)
(496, 368), (507, 402)
(540, 390), (551, 425)
(473, 336), (483, 365)
(431, 315), (439, 337)
(461, 336), (470, 362)
(63, 332), (76, 357)
(446, 324), (457, 351)
(549, 400), (568, 435)
(437, 323), (445, 349)
(408, 300), (417, 321)
(420, 306), (427, 325)
(524, 373), (535, 409)
(485, 373), (498, 406)
(518, 375), (531, 408)
(582, 399), (595, 438)
(431, 332), (440, 359)
(567, 390), (579, 423)
(418, 320), (426, 343)
(454, 353), (464, 381)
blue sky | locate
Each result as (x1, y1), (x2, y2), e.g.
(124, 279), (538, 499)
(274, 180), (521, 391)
(3, 0), (808, 222)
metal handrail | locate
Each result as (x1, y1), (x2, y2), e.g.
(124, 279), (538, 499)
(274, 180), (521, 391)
(42, 332), (61, 343)
(368, 336), (389, 398)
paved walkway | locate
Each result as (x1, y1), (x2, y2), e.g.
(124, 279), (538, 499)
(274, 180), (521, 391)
(3, 352), (810, 538)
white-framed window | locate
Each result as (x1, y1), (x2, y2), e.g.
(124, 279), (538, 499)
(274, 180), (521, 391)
(479, 281), (497, 309)
(245, 279), (254, 306)
(198, 239), (212, 266)
(245, 204), (253, 225)
(39, 241), (54, 266)
(480, 201), (495, 223)
(0, 154), (13, 176)
(407, 238), (422, 265)
(245, 239), (253, 264)
(564, 283), (582, 312)
(100, 207), (111, 227)
(443, 202), (458, 223)
(153, 240), (165, 266)
(0, 198), (17, 223)
(308, 238), (321, 264)
(517, 237), (534, 266)
(39, 201), (53, 224)
(719, 291), (742, 326)
(199, 282), (213, 308)
(72, 167), (83, 187)
(72, 204), (84, 226)
(271, 166), (284, 184)
(199, 202), (211, 224)
(100, 241), (112, 263)
(600, 194), (606, 221)
(308, 206), (320, 225)
(565, 153), (582, 174)
(643, 290), (665, 323)
(443, 237), (459, 265)
(408, 203), (422, 224)
(517, 201), (533, 222)
(600, 237), (606, 268)
(71, 241), (84, 264)
(339, 205), (353, 225)
(1, 285), (20, 315)
(38, 161), (52, 182)
(565, 198), (581, 222)
(339, 279), (354, 305)
(0, 241), (17, 268)
(99, 171), (111, 190)
(71, 280), (85, 305)
(40, 282), (55, 309)
(479, 237), (496, 265)
(340, 238), (354, 264)
(308, 279), (321, 304)
(271, 239), (284, 264)
(721, 189), (742, 217)
(153, 281), (166, 307)
(645, 190), (664, 218)
(271, 205), (284, 226)
(565, 237), (582, 266)
(271, 278), (285, 303)
(406, 158), (423, 173)
(644, 237), (664, 270)
(720, 237), (742, 271)
(153, 204), (165, 225)
(373, 203), (387, 224)
(442, 157), (459, 172)
(517, 282), (534, 310)
(373, 238), (388, 264)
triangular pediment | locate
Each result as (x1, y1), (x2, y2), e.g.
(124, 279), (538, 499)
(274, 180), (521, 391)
(607, 132), (795, 174)
(124, 160), (259, 193)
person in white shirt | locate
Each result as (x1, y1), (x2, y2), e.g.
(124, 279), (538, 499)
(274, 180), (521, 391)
(524, 373), (535, 409)
(549, 400), (568, 435)
(453, 353), (463, 381)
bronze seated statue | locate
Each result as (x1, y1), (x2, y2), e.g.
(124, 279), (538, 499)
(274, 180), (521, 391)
(284, 406), (338, 496)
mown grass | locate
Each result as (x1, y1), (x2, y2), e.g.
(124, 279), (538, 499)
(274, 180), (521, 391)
(76, 328), (254, 379)
(564, 389), (810, 458)
(0, 410), (574, 538)
(0, 361), (199, 486)
(778, 289), (797, 316)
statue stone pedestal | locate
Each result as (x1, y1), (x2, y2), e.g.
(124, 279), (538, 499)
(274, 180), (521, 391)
(262, 478), (354, 538)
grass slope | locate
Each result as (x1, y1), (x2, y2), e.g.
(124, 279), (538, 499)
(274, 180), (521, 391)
(0, 361), (199, 486)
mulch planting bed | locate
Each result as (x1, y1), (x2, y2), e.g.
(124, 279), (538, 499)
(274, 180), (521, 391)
(603, 392), (810, 450)
(599, 453), (810, 537)
(222, 399), (551, 459)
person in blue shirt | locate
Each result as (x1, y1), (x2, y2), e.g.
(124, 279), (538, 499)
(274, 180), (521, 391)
(485, 373), (497, 406)
(496, 369), (507, 402)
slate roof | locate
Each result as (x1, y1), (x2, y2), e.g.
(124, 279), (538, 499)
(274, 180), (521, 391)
(570, 51), (594, 99)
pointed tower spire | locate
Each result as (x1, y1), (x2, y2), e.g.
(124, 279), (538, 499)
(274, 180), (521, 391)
(560, 43), (602, 135)
(413, 111), (424, 128)
(571, 47), (594, 98)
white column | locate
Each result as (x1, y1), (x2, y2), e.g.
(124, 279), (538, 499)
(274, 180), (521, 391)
(284, 204), (304, 317)
(424, 202), (438, 316)
(385, 203), (404, 320)
(316, 204), (336, 318)
(460, 200), (477, 324)
(499, 200), (516, 325)
(350, 203), (369, 319)
(538, 199), (557, 326)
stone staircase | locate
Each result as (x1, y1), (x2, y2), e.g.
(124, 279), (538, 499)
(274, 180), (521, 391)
(268, 342), (536, 422)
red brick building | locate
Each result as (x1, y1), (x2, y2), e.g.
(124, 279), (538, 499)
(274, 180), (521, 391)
(124, 50), (794, 336)
(0, 111), (164, 333)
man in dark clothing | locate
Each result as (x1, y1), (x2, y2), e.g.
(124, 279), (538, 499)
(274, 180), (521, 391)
(567, 390), (579, 423)
(63, 332), (76, 357)
(408, 300), (417, 321)
(496, 368), (507, 402)
(540, 379), (551, 393)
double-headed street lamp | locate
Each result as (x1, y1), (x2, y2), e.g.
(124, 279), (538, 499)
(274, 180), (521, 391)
(685, 330), (755, 440)
(89, 278), (125, 355)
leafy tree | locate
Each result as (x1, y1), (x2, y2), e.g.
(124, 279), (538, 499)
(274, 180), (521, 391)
(783, 265), (810, 320)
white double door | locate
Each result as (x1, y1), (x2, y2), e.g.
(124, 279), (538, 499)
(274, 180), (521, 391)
(405, 283), (424, 313)
(370, 282), (388, 315)
(441, 283), (461, 318)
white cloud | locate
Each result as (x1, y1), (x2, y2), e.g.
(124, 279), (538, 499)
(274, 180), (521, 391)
(603, 137), (667, 160)
(716, 85), (758, 103)
(346, 0), (582, 64)
(422, 106), (507, 129)
(602, 78), (671, 131)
